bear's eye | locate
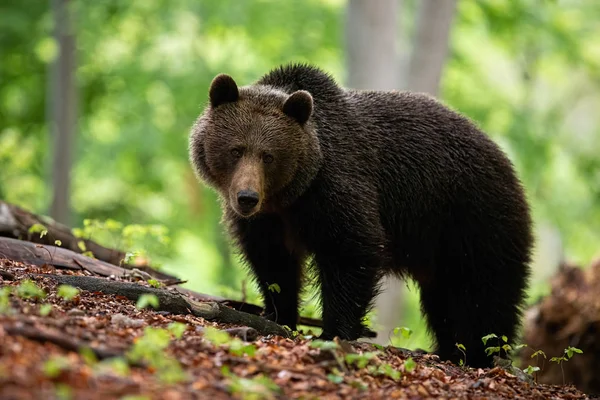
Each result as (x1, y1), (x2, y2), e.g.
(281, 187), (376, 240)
(263, 154), (274, 164)
(230, 148), (242, 158)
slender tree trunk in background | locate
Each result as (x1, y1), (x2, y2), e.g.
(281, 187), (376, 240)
(405, 0), (458, 96)
(48, 0), (76, 226)
(346, 0), (400, 90)
(345, 0), (404, 345)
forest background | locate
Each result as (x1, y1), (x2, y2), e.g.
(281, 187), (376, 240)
(1, 0), (599, 350)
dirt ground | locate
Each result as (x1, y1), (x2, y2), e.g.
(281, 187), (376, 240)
(0, 258), (589, 400)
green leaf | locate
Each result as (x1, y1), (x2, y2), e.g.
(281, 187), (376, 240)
(565, 346), (583, 358)
(377, 363), (401, 381)
(309, 339), (339, 350)
(77, 240), (87, 252)
(455, 343), (466, 351)
(94, 357), (130, 377)
(28, 223), (48, 238)
(327, 373), (343, 384)
(136, 294), (159, 309)
(202, 326), (232, 346)
(82, 251), (95, 258)
(481, 333), (498, 345)
(57, 284), (79, 301)
(485, 346), (501, 356)
(167, 322), (187, 339)
(79, 346), (98, 366)
(345, 352), (378, 368)
(393, 326), (412, 339)
(54, 240), (62, 247)
(39, 304), (52, 316)
(523, 365), (540, 375)
(267, 283), (281, 293)
(147, 279), (161, 288)
(43, 355), (71, 378)
(229, 339), (257, 357)
(0, 287), (13, 314)
(531, 350), (547, 359)
(404, 357), (416, 373)
(501, 335), (508, 343)
(16, 279), (46, 300)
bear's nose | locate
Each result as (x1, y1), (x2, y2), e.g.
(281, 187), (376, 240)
(237, 190), (259, 211)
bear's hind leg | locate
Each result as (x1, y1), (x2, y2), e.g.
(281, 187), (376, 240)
(418, 251), (529, 368)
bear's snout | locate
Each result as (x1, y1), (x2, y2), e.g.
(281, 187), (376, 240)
(237, 190), (260, 213)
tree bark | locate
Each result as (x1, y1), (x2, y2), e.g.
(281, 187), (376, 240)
(48, 0), (77, 226)
(405, 0), (458, 96)
(345, 0), (400, 90)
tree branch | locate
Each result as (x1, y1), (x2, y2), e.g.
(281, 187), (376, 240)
(32, 273), (291, 338)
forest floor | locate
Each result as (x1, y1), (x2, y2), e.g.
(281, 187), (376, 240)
(0, 258), (590, 400)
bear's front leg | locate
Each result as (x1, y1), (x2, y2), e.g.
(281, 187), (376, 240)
(231, 213), (303, 331)
(314, 242), (385, 341)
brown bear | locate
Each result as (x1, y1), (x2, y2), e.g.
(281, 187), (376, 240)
(188, 63), (533, 368)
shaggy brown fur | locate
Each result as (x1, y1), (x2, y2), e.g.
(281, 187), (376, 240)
(189, 63), (533, 368)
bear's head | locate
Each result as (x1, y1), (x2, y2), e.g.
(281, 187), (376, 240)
(189, 73), (322, 218)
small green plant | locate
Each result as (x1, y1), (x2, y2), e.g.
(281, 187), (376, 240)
(71, 218), (171, 268)
(54, 240), (62, 247)
(39, 304), (52, 316)
(54, 383), (72, 400)
(394, 326), (412, 339)
(309, 339), (339, 351)
(523, 365), (541, 375)
(404, 357), (416, 373)
(28, 223), (48, 239)
(57, 284), (79, 301)
(367, 363), (401, 381)
(167, 322), (187, 339)
(482, 333), (525, 358)
(126, 327), (187, 384)
(0, 286), (12, 314)
(455, 343), (467, 367)
(136, 294), (159, 309)
(93, 357), (130, 377)
(147, 279), (161, 288)
(344, 352), (379, 368)
(350, 378), (368, 390)
(327, 372), (344, 384)
(267, 283), (281, 293)
(43, 355), (71, 378)
(16, 279), (46, 300)
(202, 326), (257, 357)
(550, 346), (583, 385)
(221, 366), (281, 400)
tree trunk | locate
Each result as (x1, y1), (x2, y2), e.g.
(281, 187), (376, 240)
(48, 0), (77, 226)
(405, 0), (458, 96)
(345, 0), (400, 90)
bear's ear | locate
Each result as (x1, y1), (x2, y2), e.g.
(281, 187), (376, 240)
(209, 74), (239, 108)
(282, 90), (313, 125)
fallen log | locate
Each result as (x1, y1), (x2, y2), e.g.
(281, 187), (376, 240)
(32, 273), (292, 339)
(0, 201), (176, 281)
(0, 236), (131, 277)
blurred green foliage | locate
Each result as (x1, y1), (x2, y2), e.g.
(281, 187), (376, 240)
(1, 0), (599, 351)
